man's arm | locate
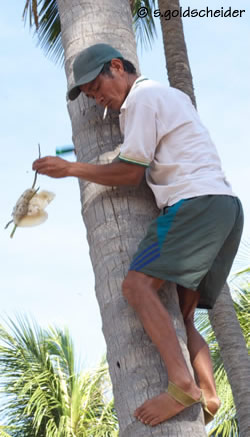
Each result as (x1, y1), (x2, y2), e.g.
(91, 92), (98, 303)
(32, 156), (145, 186)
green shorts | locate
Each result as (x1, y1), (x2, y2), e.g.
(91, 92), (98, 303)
(129, 195), (243, 309)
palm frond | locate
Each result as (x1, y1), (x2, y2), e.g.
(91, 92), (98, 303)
(0, 425), (15, 437)
(0, 316), (117, 436)
(22, 0), (63, 66)
(132, 1), (157, 51)
(22, 0), (158, 65)
(36, 0), (62, 65)
(23, 0), (39, 29)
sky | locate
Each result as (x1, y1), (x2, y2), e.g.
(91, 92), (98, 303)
(1, 1), (249, 369)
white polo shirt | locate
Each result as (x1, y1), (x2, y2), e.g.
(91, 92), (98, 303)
(119, 76), (234, 209)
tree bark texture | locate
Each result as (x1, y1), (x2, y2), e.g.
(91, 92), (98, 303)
(158, 0), (196, 107)
(56, 0), (206, 434)
(209, 283), (250, 436)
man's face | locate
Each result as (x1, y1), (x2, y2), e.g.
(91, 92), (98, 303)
(79, 59), (131, 111)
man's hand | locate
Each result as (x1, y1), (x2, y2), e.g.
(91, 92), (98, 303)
(32, 156), (71, 178)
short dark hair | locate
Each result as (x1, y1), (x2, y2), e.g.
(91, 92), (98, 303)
(100, 58), (137, 77)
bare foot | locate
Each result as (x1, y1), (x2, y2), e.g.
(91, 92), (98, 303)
(134, 390), (200, 427)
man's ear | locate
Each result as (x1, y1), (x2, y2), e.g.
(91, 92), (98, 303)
(110, 58), (124, 72)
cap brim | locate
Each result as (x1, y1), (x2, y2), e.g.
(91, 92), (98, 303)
(67, 86), (81, 101)
(67, 64), (105, 101)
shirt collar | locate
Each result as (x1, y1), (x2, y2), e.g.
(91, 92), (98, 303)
(120, 75), (148, 111)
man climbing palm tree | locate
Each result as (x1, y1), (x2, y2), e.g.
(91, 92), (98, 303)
(33, 43), (243, 427)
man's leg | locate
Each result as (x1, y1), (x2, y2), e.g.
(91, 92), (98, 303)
(177, 285), (221, 416)
(122, 270), (201, 426)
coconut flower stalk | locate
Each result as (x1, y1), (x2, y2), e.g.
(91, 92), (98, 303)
(5, 144), (55, 238)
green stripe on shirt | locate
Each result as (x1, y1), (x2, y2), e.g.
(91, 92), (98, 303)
(119, 154), (150, 167)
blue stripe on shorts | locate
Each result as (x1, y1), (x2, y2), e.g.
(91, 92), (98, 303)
(129, 200), (184, 271)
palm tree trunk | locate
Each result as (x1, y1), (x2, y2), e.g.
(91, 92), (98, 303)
(209, 283), (250, 435)
(159, 0), (250, 433)
(56, 0), (206, 434)
(158, 0), (196, 107)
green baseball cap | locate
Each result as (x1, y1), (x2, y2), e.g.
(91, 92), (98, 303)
(68, 43), (124, 101)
